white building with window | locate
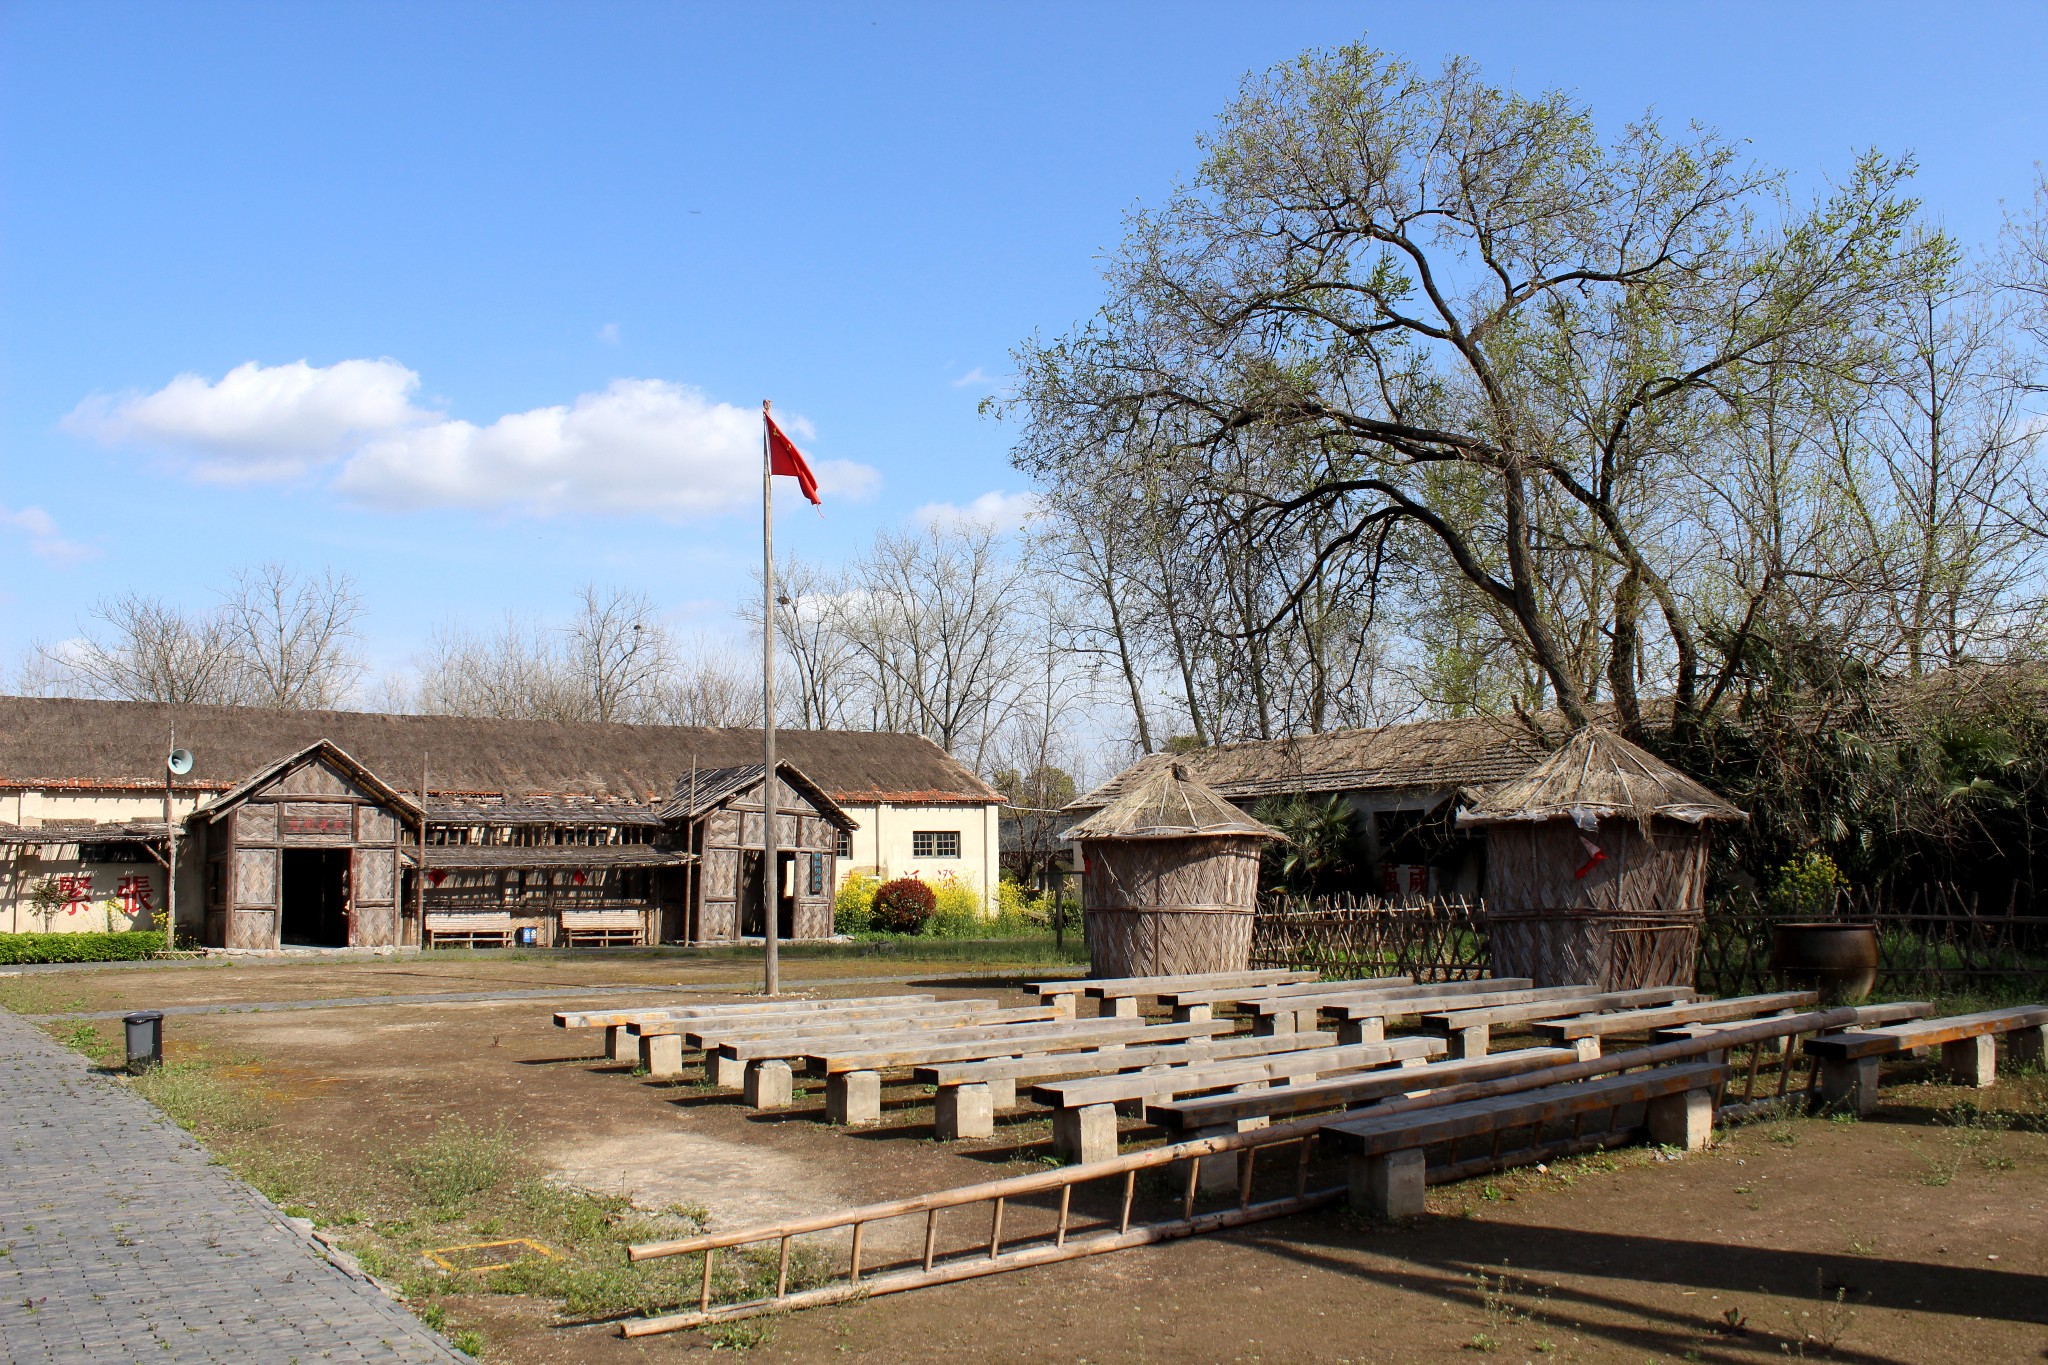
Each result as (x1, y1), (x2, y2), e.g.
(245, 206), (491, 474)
(832, 786), (1002, 905)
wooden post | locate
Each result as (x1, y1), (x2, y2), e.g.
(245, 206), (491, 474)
(416, 753), (428, 947)
(761, 400), (780, 995)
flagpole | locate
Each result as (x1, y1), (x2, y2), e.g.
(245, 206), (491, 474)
(760, 400), (781, 996)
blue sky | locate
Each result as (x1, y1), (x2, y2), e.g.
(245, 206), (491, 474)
(5, 2), (2045, 684)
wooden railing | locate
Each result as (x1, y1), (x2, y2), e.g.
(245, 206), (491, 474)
(1251, 894), (1488, 982)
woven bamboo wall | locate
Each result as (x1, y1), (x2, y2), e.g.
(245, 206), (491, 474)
(1080, 835), (1262, 977)
(1482, 816), (1709, 988)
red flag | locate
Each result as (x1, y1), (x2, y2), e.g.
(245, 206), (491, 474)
(765, 412), (822, 506)
(1574, 834), (1607, 880)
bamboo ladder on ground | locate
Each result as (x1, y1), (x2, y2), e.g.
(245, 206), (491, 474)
(615, 1008), (1875, 1337)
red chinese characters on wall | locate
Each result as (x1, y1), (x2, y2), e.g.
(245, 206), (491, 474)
(117, 874), (156, 916)
(55, 874), (95, 914)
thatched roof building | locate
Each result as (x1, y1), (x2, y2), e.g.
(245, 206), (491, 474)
(1066, 762), (1282, 842)
(1456, 727), (1746, 830)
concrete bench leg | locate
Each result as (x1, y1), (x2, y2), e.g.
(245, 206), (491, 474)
(827, 1070), (882, 1126)
(1647, 1086), (1713, 1152)
(744, 1059), (795, 1110)
(708, 1051), (748, 1089)
(1449, 1025), (1490, 1060)
(1942, 1035), (1996, 1088)
(1347, 1147), (1425, 1219)
(1254, 1012), (1294, 1037)
(2010, 1025), (2046, 1070)
(1819, 1056), (1880, 1116)
(989, 1076), (1017, 1110)
(1099, 997), (1139, 1019)
(1172, 1003), (1214, 1024)
(934, 1082), (995, 1140)
(1045, 994), (1077, 1019)
(1051, 1102), (1118, 1164)
(605, 1025), (630, 1062)
(641, 1033), (686, 1079)
(1570, 1037), (1603, 1061)
(1338, 1018), (1384, 1046)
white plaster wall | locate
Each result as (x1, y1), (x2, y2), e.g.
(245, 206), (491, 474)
(836, 800), (1001, 911)
(1, 788), (210, 935)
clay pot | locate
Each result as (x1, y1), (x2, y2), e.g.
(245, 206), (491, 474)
(1769, 921), (1879, 1004)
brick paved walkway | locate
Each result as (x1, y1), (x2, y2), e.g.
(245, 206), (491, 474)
(0, 1010), (466, 1364)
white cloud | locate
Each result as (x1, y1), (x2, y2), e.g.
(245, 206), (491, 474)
(950, 366), (993, 389)
(915, 489), (1041, 532)
(63, 360), (879, 522)
(335, 378), (880, 519)
(0, 504), (94, 565)
(64, 358), (429, 482)
(596, 322), (621, 345)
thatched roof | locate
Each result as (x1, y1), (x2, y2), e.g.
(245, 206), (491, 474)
(1066, 763), (1283, 842)
(657, 763), (857, 831)
(1457, 727), (1745, 828)
(0, 697), (999, 806)
(1068, 714), (1555, 814)
(199, 739), (425, 824)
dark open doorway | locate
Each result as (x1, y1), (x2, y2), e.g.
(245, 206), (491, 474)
(739, 850), (796, 940)
(281, 848), (350, 946)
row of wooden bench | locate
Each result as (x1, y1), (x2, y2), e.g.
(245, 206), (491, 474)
(553, 975), (2048, 1196)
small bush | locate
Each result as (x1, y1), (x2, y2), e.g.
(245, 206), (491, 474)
(0, 931), (165, 965)
(870, 877), (937, 934)
(833, 872), (879, 934)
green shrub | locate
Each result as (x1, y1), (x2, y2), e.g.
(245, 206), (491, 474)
(870, 877), (937, 934)
(0, 931), (165, 965)
(833, 872), (879, 934)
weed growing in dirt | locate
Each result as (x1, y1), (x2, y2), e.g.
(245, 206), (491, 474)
(130, 1059), (273, 1135)
(449, 1327), (484, 1356)
(396, 1122), (521, 1210)
(55, 1020), (114, 1063)
(706, 1317), (778, 1350)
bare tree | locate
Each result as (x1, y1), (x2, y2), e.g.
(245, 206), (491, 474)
(412, 616), (584, 721)
(60, 593), (246, 704)
(223, 563), (364, 708)
(644, 637), (763, 727)
(568, 585), (672, 722)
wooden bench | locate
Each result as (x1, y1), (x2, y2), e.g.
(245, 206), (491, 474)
(1154, 976), (1414, 1023)
(1421, 986), (1696, 1059)
(917, 1031), (1337, 1140)
(1080, 969), (1322, 1019)
(699, 1006), (1070, 1093)
(799, 1018), (1236, 1125)
(554, 993), (940, 1067)
(635, 999), (1018, 1080)
(1803, 1006), (2048, 1115)
(1305, 980), (1555, 1042)
(559, 909), (646, 947)
(1530, 992), (1819, 1059)
(1032, 1035), (1447, 1165)
(1327, 1061), (1729, 1218)
(1147, 1047), (1579, 1133)
(1027, 969), (1313, 1018)
(425, 911), (513, 949)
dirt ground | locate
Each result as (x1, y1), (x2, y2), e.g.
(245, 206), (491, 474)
(12, 954), (2048, 1364)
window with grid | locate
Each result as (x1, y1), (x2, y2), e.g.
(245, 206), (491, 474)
(808, 853), (825, 896)
(912, 830), (960, 859)
(834, 828), (851, 858)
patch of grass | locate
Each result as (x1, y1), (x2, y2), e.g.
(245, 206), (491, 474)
(56, 1020), (115, 1063)
(706, 1318), (777, 1351)
(449, 1327), (484, 1356)
(395, 1122), (522, 1210)
(130, 1058), (274, 1135)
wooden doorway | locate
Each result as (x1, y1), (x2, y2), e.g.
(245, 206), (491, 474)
(280, 848), (350, 946)
(739, 851), (795, 940)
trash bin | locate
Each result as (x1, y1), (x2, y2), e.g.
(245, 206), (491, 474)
(517, 926), (538, 947)
(124, 1010), (163, 1072)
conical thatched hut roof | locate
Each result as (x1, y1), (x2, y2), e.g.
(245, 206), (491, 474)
(1066, 762), (1283, 842)
(1457, 727), (1745, 828)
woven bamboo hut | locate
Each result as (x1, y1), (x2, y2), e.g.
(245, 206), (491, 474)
(1066, 762), (1283, 978)
(1458, 727), (1744, 990)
